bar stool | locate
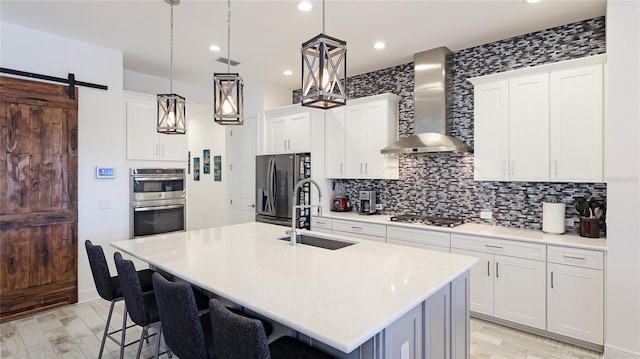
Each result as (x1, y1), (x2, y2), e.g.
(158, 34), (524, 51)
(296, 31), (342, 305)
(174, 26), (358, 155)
(114, 252), (165, 359)
(209, 298), (337, 359)
(84, 240), (154, 359)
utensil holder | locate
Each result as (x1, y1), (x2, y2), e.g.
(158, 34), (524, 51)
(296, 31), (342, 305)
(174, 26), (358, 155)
(579, 217), (600, 238)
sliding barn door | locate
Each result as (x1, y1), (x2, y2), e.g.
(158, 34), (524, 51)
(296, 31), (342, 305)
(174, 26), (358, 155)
(0, 76), (78, 322)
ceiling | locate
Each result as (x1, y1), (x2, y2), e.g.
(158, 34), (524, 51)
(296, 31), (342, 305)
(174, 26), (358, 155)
(0, 0), (606, 91)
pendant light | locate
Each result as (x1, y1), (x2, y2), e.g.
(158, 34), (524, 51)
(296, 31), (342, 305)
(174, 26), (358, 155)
(301, 0), (347, 109)
(213, 0), (244, 125)
(157, 0), (186, 134)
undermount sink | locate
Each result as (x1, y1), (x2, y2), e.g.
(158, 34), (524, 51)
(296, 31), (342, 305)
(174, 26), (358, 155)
(276, 234), (356, 250)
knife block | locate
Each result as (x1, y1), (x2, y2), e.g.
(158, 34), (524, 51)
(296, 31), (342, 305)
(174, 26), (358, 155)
(579, 217), (600, 238)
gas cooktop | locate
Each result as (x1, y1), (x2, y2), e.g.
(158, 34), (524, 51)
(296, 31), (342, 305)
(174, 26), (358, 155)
(389, 214), (465, 228)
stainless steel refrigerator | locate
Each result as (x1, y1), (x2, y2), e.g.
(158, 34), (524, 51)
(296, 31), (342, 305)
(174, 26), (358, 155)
(256, 153), (311, 228)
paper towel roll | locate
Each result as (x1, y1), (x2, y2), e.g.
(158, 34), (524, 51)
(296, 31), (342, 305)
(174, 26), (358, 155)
(543, 202), (566, 234)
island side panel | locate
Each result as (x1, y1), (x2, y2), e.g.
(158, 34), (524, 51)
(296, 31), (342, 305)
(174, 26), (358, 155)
(451, 270), (471, 358)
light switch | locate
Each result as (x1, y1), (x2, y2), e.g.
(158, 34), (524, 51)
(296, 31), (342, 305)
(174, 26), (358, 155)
(99, 199), (111, 210)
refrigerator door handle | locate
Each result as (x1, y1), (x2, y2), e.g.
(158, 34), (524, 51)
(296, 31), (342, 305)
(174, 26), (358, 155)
(268, 157), (276, 214)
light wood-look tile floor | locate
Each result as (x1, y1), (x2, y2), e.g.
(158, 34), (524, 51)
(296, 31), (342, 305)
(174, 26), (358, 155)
(1, 299), (604, 359)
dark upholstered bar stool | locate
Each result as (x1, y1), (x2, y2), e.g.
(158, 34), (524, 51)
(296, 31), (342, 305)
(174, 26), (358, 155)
(152, 272), (216, 359)
(84, 240), (154, 359)
(209, 298), (337, 359)
(114, 252), (164, 359)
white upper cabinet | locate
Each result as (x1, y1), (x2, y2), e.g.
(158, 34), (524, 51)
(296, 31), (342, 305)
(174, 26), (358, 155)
(125, 91), (187, 162)
(265, 105), (311, 154)
(473, 81), (510, 181)
(508, 74), (550, 181)
(470, 55), (606, 183)
(324, 107), (347, 178)
(550, 64), (604, 182)
(326, 93), (400, 180)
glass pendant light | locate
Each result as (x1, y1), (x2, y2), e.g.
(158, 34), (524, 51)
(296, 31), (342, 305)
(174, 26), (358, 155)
(301, 0), (347, 109)
(157, 0), (186, 134)
(213, 0), (244, 125)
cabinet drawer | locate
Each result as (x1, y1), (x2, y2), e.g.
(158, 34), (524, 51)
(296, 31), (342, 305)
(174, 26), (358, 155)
(311, 217), (332, 231)
(387, 226), (451, 249)
(547, 246), (604, 270)
(451, 234), (546, 261)
(387, 238), (449, 253)
(333, 230), (386, 243)
(332, 219), (386, 238)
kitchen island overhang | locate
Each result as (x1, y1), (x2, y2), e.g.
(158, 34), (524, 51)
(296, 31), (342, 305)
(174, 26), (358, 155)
(111, 222), (478, 358)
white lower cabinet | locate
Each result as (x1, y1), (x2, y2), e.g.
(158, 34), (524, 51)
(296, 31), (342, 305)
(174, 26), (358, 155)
(451, 235), (546, 330)
(386, 225), (450, 253)
(331, 219), (386, 243)
(547, 246), (604, 344)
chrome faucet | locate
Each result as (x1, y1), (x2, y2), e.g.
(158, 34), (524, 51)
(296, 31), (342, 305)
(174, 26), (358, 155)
(290, 178), (322, 246)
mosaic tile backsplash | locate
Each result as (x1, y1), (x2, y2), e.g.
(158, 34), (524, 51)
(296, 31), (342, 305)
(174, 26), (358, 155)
(294, 17), (607, 233)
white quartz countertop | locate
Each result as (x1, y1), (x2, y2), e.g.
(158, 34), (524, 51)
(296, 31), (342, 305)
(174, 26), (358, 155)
(111, 222), (478, 353)
(319, 212), (607, 251)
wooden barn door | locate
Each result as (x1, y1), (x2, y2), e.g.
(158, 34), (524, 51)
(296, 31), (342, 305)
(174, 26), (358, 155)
(0, 76), (78, 322)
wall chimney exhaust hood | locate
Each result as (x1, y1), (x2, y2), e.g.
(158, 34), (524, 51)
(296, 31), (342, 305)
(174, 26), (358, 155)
(381, 47), (471, 155)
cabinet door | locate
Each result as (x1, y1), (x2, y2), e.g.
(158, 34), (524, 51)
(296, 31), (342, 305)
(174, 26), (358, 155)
(267, 116), (289, 154)
(287, 112), (310, 153)
(451, 248), (494, 316)
(547, 263), (603, 344)
(384, 303), (423, 359)
(345, 105), (366, 178)
(424, 284), (450, 359)
(363, 101), (389, 178)
(325, 107), (346, 178)
(509, 74), (549, 181)
(493, 255), (546, 329)
(126, 100), (160, 160)
(550, 64), (604, 182)
(473, 81), (509, 181)
(159, 131), (188, 161)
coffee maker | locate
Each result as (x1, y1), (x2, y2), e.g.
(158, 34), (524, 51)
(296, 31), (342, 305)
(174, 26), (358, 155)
(358, 191), (376, 215)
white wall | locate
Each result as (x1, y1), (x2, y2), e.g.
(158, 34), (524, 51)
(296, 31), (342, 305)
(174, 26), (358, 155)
(605, 2), (640, 359)
(124, 69), (212, 105)
(1, 22), (127, 302)
(186, 102), (227, 229)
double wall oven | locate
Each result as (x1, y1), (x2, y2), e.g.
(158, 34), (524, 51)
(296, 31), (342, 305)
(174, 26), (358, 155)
(130, 168), (186, 238)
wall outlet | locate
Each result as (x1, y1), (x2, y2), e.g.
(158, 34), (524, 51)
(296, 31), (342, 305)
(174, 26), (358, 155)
(565, 218), (574, 227)
(480, 211), (493, 220)
(400, 341), (409, 359)
(98, 199), (111, 210)
(375, 204), (383, 211)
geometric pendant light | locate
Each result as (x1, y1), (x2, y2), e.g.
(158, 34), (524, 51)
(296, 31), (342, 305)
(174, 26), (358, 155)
(157, 0), (186, 134)
(213, 0), (244, 125)
(301, 0), (347, 109)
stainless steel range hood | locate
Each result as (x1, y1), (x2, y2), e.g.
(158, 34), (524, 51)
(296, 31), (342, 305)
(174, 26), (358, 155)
(381, 47), (471, 155)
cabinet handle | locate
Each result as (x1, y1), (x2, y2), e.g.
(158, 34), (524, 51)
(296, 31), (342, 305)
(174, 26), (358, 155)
(496, 262), (499, 278)
(284, 139), (287, 150)
(351, 226), (363, 230)
(563, 255), (586, 260)
(551, 271), (554, 288)
(365, 163), (368, 174)
(316, 221), (326, 225)
(340, 164), (344, 174)
(162, 145), (166, 156)
(360, 163), (364, 174)
(554, 160), (558, 176)
(288, 139), (291, 149)
(511, 160), (515, 176)
(485, 244), (503, 249)
(156, 145), (159, 156)
(487, 261), (490, 276)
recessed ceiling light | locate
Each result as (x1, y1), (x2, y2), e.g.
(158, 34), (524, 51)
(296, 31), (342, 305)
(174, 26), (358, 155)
(297, 2), (312, 11)
(209, 45), (221, 52)
(283, 70), (293, 76)
(525, 0), (541, 3)
(374, 41), (386, 50)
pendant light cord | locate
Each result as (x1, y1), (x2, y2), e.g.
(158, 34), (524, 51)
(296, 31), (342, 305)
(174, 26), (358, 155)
(170, 2), (174, 94)
(227, 0), (231, 73)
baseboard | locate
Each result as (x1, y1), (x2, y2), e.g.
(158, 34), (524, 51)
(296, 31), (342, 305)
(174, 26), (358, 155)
(605, 344), (640, 359)
(78, 288), (99, 303)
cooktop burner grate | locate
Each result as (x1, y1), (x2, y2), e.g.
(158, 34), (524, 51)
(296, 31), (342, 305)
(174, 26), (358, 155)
(389, 214), (465, 228)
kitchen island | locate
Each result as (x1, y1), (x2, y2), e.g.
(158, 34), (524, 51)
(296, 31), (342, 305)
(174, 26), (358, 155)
(111, 222), (478, 358)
